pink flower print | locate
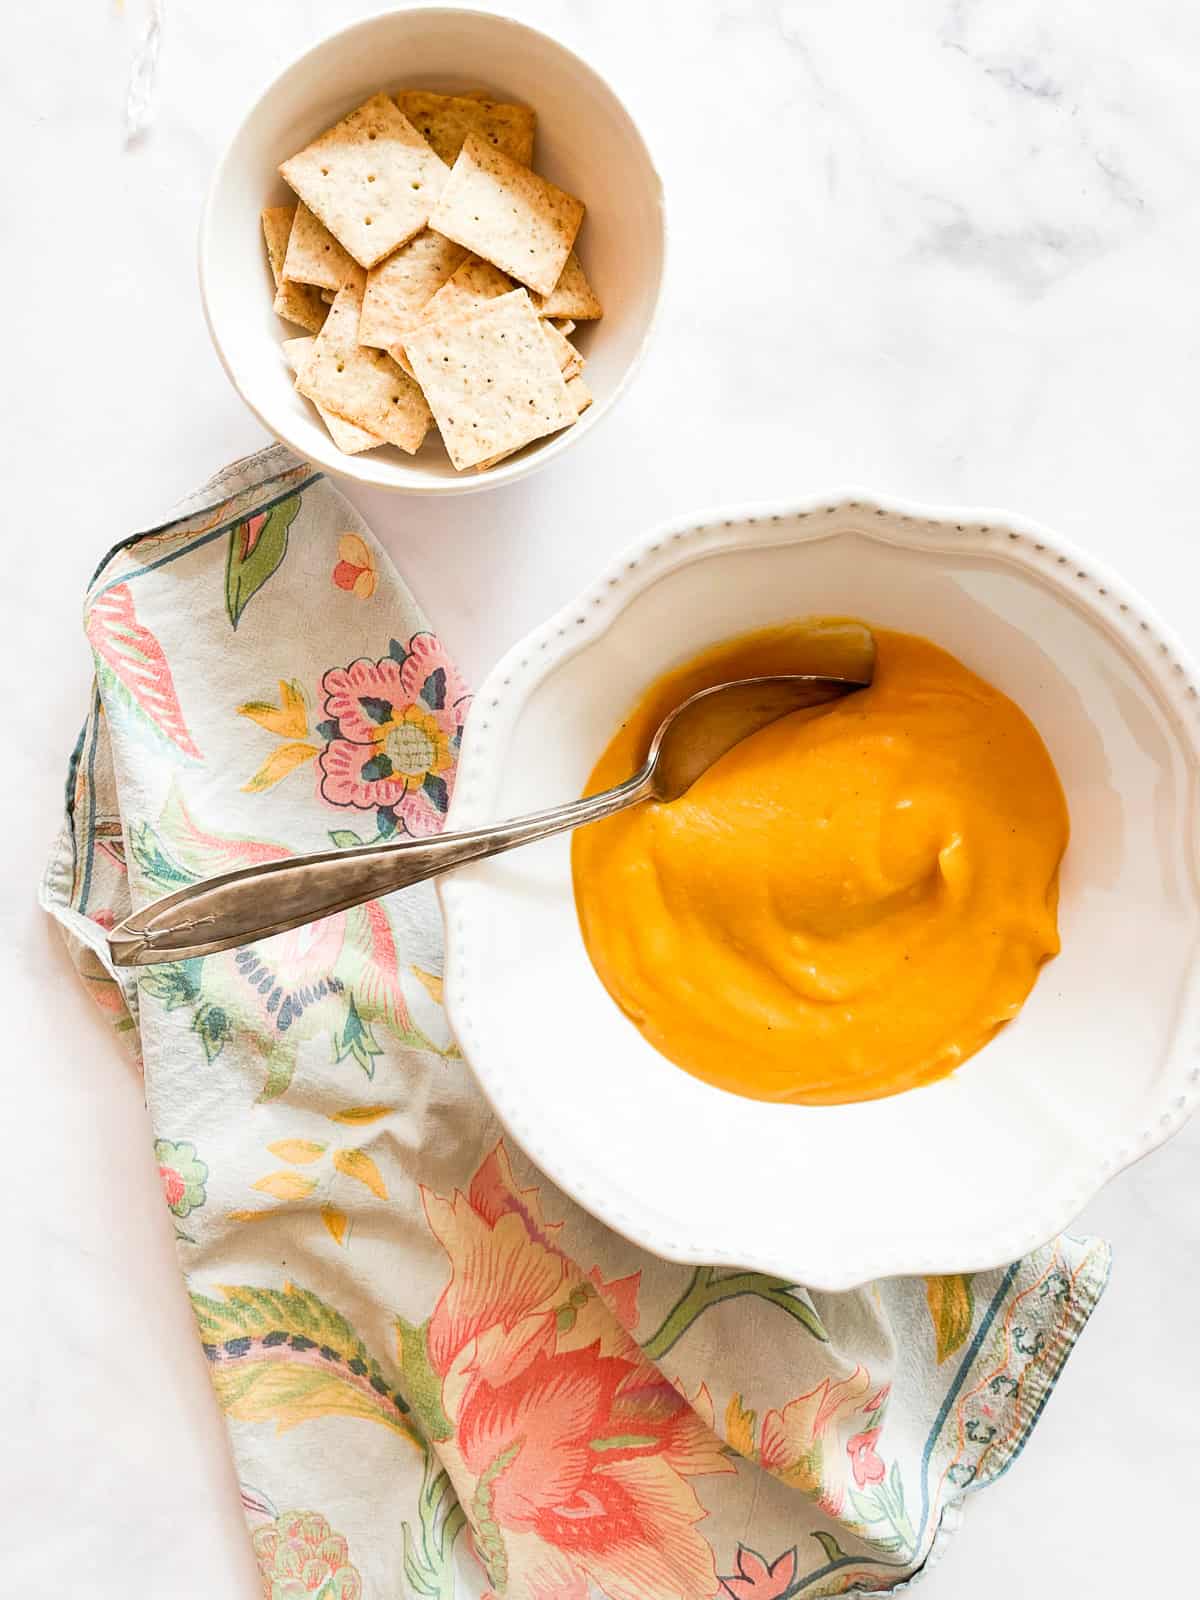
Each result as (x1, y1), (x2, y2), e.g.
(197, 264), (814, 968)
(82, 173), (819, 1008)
(719, 1545), (798, 1599)
(315, 635), (469, 836)
(321, 657), (409, 746)
(398, 631), (469, 735)
(319, 737), (409, 810)
(848, 1426), (886, 1488)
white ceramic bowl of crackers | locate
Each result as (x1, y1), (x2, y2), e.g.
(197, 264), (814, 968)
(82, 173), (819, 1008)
(200, 7), (665, 493)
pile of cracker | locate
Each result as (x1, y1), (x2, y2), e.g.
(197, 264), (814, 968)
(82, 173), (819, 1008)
(260, 89), (602, 473)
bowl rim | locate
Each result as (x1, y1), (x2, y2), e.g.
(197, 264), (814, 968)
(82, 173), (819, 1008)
(439, 487), (1200, 1288)
(198, 4), (667, 496)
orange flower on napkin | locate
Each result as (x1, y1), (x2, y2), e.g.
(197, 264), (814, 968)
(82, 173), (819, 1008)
(332, 532), (377, 599)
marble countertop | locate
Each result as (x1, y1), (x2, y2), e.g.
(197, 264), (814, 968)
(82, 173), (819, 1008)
(8, 1), (1199, 1594)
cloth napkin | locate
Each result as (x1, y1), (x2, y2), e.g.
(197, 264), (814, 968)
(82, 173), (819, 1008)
(42, 445), (1110, 1600)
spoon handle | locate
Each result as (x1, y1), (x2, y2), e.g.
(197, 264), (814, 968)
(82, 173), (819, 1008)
(109, 769), (654, 967)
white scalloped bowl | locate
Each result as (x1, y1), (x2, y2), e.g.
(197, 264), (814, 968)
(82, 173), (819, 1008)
(438, 493), (1200, 1289)
(200, 8), (665, 495)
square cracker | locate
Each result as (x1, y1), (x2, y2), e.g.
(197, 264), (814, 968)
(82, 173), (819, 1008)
(540, 318), (584, 380)
(281, 337), (384, 455)
(404, 288), (576, 470)
(474, 369), (591, 471)
(282, 202), (357, 292)
(280, 93), (449, 269)
(416, 255), (513, 326)
(565, 374), (592, 414)
(261, 206), (326, 333)
(428, 134), (584, 297)
(358, 229), (469, 350)
(530, 251), (602, 320)
(387, 255), (513, 373)
(296, 278), (431, 453)
(396, 90), (535, 167)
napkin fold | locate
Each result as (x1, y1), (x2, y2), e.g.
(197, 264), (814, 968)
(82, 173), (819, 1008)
(42, 445), (1110, 1600)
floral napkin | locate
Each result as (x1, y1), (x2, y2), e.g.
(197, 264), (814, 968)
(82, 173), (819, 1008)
(42, 444), (1110, 1600)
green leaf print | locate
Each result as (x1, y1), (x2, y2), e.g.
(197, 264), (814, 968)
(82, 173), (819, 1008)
(193, 1001), (232, 1063)
(402, 1448), (467, 1600)
(225, 494), (302, 630)
(140, 958), (203, 1011)
(811, 1530), (852, 1564)
(641, 1266), (828, 1361)
(190, 1283), (421, 1444)
(335, 993), (384, 1075)
(396, 1317), (453, 1442)
(128, 820), (198, 893)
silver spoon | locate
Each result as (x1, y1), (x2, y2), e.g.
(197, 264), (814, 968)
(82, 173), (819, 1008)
(109, 665), (873, 968)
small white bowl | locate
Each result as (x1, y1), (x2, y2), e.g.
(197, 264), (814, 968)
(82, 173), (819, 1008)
(200, 8), (665, 494)
(439, 493), (1200, 1290)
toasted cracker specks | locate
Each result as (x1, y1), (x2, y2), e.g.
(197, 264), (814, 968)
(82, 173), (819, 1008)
(429, 134), (583, 297)
(565, 374), (592, 415)
(280, 93), (449, 268)
(281, 336), (384, 454)
(540, 318), (583, 380)
(296, 278), (432, 453)
(404, 288), (576, 470)
(358, 229), (469, 349)
(396, 90), (535, 167)
(261, 206), (328, 333)
(282, 202), (358, 292)
(418, 255), (513, 325)
(530, 250), (602, 320)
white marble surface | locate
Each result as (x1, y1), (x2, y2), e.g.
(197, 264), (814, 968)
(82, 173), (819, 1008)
(7, 0), (1200, 1593)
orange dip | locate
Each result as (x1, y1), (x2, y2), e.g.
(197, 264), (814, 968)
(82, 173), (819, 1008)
(572, 623), (1068, 1103)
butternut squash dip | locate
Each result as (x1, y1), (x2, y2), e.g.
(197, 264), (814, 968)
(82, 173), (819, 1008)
(572, 623), (1068, 1104)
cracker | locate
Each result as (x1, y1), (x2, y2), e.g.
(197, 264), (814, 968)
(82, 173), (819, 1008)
(296, 278), (432, 453)
(530, 250), (602, 320)
(280, 93), (449, 268)
(550, 318), (576, 336)
(403, 288), (576, 470)
(358, 229), (469, 350)
(428, 134), (583, 297)
(387, 254), (513, 370)
(396, 90), (535, 167)
(540, 318), (583, 379)
(281, 337), (384, 455)
(261, 206), (327, 333)
(415, 254), (513, 328)
(566, 374), (592, 415)
(474, 368), (592, 472)
(282, 202), (357, 292)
